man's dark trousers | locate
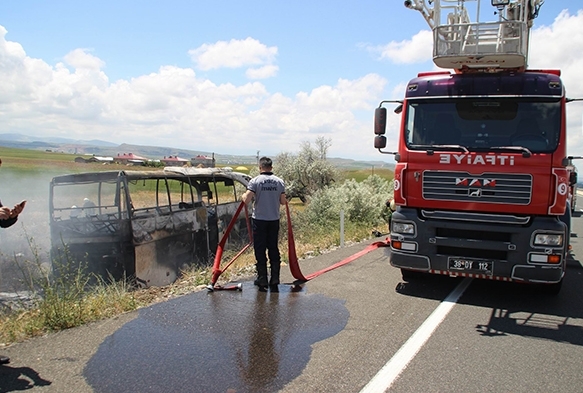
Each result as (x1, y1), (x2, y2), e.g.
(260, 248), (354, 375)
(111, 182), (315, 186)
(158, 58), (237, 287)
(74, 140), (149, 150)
(252, 218), (281, 286)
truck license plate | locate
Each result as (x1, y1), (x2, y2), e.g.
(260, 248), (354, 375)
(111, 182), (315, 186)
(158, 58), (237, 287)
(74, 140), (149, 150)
(448, 258), (493, 275)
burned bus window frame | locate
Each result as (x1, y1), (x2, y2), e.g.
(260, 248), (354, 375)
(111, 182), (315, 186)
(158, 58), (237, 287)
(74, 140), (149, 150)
(49, 168), (251, 287)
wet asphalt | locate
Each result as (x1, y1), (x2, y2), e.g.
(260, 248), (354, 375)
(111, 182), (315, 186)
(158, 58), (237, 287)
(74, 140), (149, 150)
(83, 284), (349, 393)
(0, 239), (389, 393)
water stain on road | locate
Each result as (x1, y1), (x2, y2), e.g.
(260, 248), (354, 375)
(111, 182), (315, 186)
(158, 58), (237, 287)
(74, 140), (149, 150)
(84, 283), (349, 393)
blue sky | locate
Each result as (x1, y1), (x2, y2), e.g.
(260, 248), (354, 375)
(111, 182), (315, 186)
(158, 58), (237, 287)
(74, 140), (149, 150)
(0, 1), (582, 161)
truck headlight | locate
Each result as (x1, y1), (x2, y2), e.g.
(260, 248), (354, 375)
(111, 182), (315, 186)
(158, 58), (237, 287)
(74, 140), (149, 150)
(534, 233), (563, 247)
(392, 222), (415, 235)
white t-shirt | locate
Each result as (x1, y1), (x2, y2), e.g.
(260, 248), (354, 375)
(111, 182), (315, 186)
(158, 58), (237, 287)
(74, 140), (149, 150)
(247, 172), (285, 221)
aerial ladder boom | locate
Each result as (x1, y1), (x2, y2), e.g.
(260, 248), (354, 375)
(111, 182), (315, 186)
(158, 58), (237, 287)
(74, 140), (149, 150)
(404, 0), (544, 70)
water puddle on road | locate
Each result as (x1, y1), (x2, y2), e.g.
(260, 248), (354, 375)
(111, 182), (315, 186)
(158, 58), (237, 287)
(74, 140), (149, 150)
(84, 283), (348, 393)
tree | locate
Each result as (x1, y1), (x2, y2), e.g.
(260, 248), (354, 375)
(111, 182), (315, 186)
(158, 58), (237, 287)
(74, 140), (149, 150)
(276, 136), (339, 203)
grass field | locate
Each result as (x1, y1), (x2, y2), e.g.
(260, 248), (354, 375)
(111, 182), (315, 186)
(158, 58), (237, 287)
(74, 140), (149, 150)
(342, 167), (394, 182)
(0, 146), (90, 167)
(0, 146), (394, 184)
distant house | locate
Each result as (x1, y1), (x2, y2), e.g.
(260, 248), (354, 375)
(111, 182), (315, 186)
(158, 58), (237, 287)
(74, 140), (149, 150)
(113, 153), (148, 166)
(191, 154), (215, 168)
(161, 155), (189, 166)
(75, 155), (114, 164)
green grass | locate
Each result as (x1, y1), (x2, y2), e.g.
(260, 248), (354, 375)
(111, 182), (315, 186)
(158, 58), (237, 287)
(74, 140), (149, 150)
(0, 147), (116, 178)
(0, 146), (393, 181)
(342, 167), (394, 182)
(0, 146), (76, 161)
(0, 237), (143, 344)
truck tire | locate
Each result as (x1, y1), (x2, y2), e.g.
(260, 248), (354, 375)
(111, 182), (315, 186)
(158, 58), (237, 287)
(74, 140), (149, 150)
(559, 203), (571, 248)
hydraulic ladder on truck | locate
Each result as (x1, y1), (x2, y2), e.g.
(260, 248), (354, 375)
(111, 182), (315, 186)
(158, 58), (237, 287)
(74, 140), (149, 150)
(404, 0), (544, 70)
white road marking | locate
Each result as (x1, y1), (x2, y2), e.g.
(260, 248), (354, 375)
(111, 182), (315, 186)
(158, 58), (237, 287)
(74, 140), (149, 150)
(359, 277), (473, 393)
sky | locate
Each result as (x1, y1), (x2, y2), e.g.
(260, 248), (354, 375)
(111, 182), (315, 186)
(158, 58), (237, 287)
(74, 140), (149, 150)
(0, 1), (583, 161)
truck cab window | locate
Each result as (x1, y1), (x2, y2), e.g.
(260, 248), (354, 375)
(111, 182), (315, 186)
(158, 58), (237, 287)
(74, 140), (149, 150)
(405, 98), (560, 153)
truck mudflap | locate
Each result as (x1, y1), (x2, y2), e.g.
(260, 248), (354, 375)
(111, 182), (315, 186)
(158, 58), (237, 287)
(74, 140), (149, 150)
(389, 207), (567, 284)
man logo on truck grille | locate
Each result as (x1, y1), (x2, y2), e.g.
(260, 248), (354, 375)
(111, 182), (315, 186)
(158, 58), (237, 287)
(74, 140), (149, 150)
(455, 178), (496, 187)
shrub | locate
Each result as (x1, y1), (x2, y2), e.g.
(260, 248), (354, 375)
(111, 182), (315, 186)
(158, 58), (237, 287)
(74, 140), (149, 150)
(302, 175), (394, 228)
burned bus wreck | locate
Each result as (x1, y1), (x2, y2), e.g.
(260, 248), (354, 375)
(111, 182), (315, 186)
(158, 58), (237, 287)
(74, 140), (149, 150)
(49, 167), (251, 287)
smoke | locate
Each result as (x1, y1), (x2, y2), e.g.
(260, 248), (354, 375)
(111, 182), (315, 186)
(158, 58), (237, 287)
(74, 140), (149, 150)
(0, 168), (56, 293)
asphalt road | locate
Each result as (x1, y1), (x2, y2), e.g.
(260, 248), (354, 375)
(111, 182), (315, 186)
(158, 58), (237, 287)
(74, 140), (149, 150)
(1, 215), (582, 392)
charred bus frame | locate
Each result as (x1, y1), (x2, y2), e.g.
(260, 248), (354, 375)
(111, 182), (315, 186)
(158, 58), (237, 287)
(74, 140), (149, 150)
(49, 167), (251, 287)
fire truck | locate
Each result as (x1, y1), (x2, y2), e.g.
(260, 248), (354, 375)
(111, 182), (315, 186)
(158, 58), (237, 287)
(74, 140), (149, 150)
(374, 0), (575, 293)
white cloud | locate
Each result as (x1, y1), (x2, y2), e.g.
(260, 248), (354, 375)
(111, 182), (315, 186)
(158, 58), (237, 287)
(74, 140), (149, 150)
(63, 48), (105, 70)
(188, 37), (277, 71)
(246, 64), (279, 80)
(3, 6), (583, 162)
(529, 10), (583, 157)
(369, 30), (433, 64)
(390, 82), (408, 100)
(0, 26), (386, 160)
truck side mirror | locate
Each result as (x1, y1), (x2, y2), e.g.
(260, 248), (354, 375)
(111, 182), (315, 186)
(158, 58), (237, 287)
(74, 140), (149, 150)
(374, 107), (387, 135)
(374, 135), (387, 149)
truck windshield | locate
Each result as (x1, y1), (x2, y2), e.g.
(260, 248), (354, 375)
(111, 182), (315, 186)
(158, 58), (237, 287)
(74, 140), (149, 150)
(404, 98), (561, 153)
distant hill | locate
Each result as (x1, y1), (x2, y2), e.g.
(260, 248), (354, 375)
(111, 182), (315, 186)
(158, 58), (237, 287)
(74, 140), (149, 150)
(327, 157), (394, 169)
(0, 133), (395, 170)
(0, 133), (117, 147)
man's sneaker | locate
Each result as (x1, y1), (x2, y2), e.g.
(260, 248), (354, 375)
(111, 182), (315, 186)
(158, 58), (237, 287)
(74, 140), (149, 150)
(258, 285), (268, 292)
(0, 355), (10, 365)
(269, 284), (279, 292)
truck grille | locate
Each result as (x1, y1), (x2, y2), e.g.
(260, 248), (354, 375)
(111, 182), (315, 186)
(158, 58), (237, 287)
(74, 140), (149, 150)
(423, 171), (532, 205)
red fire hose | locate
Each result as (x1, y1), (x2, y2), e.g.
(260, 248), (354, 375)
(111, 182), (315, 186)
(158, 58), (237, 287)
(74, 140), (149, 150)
(207, 201), (252, 291)
(207, 200), (391, 291)
(285, 202), (390, 285)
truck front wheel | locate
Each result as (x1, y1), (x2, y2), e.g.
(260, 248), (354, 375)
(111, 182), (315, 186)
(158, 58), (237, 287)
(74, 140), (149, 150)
(540, 279), (563, 295)
(401, 268), (424, 281)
